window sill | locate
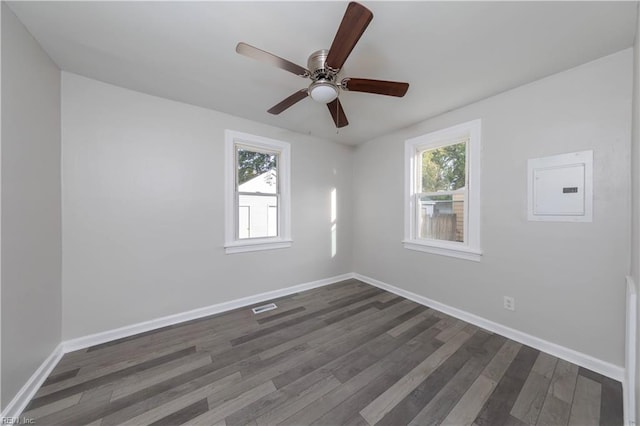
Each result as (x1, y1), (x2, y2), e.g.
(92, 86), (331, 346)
(402, 240), (482, 262)
(225, 239), (292, 254)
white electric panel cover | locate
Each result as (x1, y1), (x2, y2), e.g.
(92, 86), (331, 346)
(527, 150), (593, 222)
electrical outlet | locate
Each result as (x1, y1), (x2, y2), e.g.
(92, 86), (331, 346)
(503, 296), (515, 311)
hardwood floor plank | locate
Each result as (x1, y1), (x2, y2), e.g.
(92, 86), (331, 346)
(256, 306), (306, 324)
(100, 340), (314, 426)
(510, 371), (551, 425)
(510, 352), (558, 424)
(441, 339), (521, 426)
(105, 372), (242, 426)
(309, 370), (405, 426)
(548, 359), (579, 404)
(250, 375), (341, 425)
(303, 322), (447, 425)
(228, 370), (337, 424)
(359, 329), (473, 425)
(272, 302), (425, 388)
(109, 352), (213, 401)
(441, 374), (498, 426)
(537, 394), (572, 426)
(22, 392), (82, 420)
(435, 318), (468, 342)
(190, 380), (277, 425)
(568, 375), (601, 426)
(331, 315), (441, 383)
(386, 309), (434, 338)
(278, 322), (446, 425)
(377, 330), (494, 426)
(36, 386), (114, 425)
(406, 334), (507, 426)
(532, 352), (558, 379)
(342, 413), (371, 426)
(307, 301), (417, 349)
(483, 340), (523, 382)
(41, 368), (81, 387)
(148, 398), (209, 426)
(472, 345), (539, 426)
(598, 375), (624, 426)
(26, 346), (197, 411)
(575, 367), (623, 425)
(230, 288), (383, 346)
(36, 344), (200, 398)
(258, 292), (394, 361)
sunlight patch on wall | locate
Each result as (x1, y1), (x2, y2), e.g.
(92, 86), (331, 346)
(331, 188), (337, 258)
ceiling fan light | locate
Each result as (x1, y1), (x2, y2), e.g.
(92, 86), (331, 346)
(309, 81), (338, 104)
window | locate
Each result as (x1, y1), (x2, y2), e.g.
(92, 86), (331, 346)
(225, 130), (291, 254)
(404, 120), (481, 261)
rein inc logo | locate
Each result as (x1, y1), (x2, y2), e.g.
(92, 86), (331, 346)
(1, 418), (35, 425)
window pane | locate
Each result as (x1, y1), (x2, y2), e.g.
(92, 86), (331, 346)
(237, 148), (278, 194)
(418, 193), (464, 242)
(421, 142), (466, 192)
(238, 195), (278, 239)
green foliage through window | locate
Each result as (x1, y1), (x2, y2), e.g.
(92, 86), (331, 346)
(421, 142), (466, 192)
(237, 149), (277, 185)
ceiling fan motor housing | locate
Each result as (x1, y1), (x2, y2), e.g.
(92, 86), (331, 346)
(307, 49), (336, 80)
(307, 49), (339, 103)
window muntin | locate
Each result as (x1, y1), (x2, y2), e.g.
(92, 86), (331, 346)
(404, 120), (481, 261)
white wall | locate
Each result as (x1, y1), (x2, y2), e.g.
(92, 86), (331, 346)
(61, 72), (353, 339)
(353, 49), (633, 367)
(1, 3), (62, 410)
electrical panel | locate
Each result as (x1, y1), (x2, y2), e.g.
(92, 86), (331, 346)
(527, 151), (593, 222)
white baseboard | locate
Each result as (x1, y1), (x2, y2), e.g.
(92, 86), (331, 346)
(0, 343), (64, 419)
(625, 276), (637, 426)
(63, 273), (355, 352)
(354, 273), (625, 382)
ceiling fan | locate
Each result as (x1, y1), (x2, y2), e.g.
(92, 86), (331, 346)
(235, 1), (409, 128)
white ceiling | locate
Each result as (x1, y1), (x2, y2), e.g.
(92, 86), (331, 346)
(7, 1), (638, 145)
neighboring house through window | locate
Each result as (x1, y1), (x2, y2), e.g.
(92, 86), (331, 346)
(225, 130), (291, 254)
(404, 119), (481, 261)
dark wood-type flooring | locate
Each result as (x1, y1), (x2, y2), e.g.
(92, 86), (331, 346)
(23, 279), (623, 425)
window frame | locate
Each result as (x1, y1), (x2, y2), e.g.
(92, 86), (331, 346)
(224, 130), (291, 254)
(403, 120), (482, 261)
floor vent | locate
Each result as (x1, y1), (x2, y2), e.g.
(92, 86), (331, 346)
(252, 303), (277, 314)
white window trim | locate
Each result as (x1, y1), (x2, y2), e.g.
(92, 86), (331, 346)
(224, 130), (292, 254)
(403, 119), (482, 262)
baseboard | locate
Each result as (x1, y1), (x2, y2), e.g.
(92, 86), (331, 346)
(0, 343), (64, 419)
(63, 272), (355, 353)
(625, 276), (637, 426)
(354, 273), (625, 382)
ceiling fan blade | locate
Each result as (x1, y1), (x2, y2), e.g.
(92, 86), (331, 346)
(236, 42), (309, 77)
(325, 2), (373, 71)
(267, 90), (309, 115)
(341, 78), (409, 97)
(327, 98), (349, 128)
